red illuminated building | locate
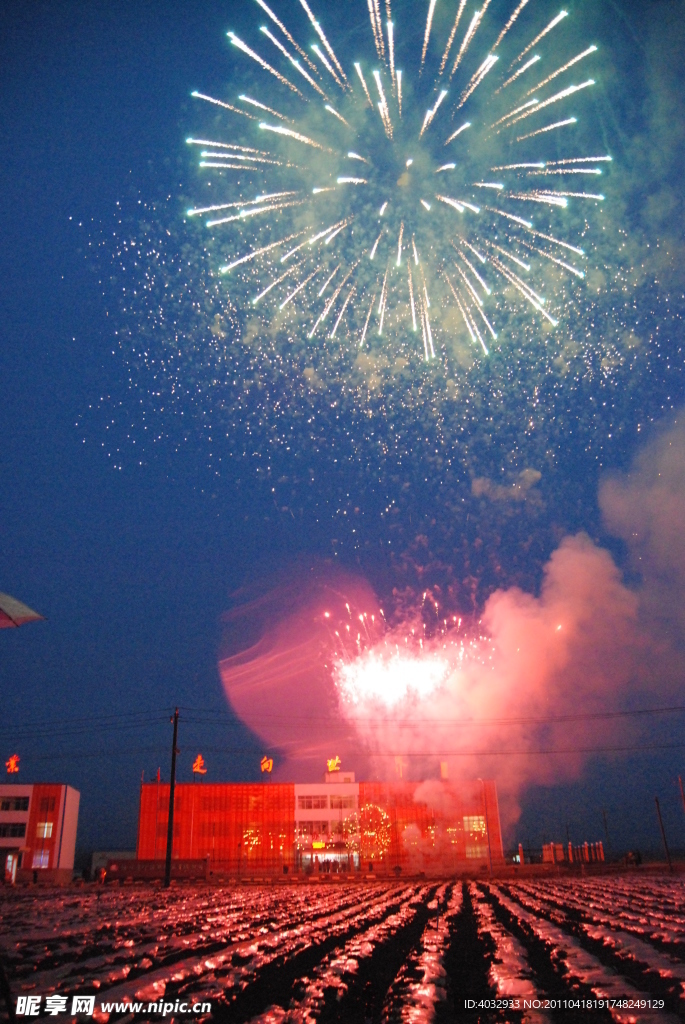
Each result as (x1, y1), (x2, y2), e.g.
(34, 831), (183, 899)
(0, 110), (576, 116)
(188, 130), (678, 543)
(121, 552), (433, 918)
(0, 783), (80, 884)
(136, 771), (503, 876)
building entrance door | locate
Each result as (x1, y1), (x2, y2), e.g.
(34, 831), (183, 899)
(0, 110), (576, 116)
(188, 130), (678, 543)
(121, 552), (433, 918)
(4, 852), (18, 884)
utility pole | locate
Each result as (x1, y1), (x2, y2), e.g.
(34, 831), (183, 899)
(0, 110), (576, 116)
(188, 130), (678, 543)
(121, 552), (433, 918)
(655, 796), (673, 873)
(164, 708), (179, 888)
(679, 776), (685, 819)
(479, 778), (493, 878)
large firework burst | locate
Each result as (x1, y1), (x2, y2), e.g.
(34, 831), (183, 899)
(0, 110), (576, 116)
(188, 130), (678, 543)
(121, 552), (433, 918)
(187, 0), (607, 361)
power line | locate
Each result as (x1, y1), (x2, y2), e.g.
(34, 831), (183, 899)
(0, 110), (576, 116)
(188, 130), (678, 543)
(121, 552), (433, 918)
(0, 708), (173, 734)
(4, 701), (685, 747)
(1, 716), (172, 741)
(178, 703), (685, 727)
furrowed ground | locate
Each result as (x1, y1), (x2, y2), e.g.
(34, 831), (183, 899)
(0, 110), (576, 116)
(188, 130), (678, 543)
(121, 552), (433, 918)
(1, 876), (684, 1022)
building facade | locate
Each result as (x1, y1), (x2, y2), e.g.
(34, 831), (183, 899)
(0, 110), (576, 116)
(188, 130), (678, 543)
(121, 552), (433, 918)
(136, 773), (503, 876)
(0, 783), (80, 884)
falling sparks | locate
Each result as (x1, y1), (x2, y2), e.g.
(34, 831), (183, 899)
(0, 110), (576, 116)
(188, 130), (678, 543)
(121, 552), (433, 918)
(260, 26), (328, 98)
(360, 290), (376, 345)
(450, 10), (482, 77)
(457, 54), (498, 109)
(516, 117), (577, 142)
(252, 262), (300, 304)
(439, 0), (468, 76)
(191, 91), (257, 120)
(259, 122), (328, 150)
(419, 89), (448, 137)
(219, 230), (306, 273)
(444, 121), (471, 145)
(378, 268), (389, 335)
(523, 45), (598, 98)
(407, 264), (417, 329)
(421, 0), (438, 70)
(280, 268), (319, 309)
(492, 0), (531, 51)
(497, 55), (540, 92)
(387, 21), (396, 88)
(354, 62), (374, 107)
(510, 10), (568, 68)
(228, 32), (302, 96)
(239, 94), (292, 122)
(311, 43), (344, 89)
(255, 0), (320, 75)
(297, 0), (348, 85)
(373, 69), (393, 138)
(326, 104), (350, 127)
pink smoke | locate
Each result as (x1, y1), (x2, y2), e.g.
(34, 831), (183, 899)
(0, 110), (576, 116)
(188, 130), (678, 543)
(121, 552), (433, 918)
(219, 535), (640, 831)
(331, 533), (638, 829)
(218, 418), (685, 838)
(598, 417), (685, 706)
(601, 419), (685, 637)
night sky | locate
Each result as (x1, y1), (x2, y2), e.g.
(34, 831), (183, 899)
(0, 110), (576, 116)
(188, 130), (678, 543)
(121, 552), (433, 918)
(2, 0), (685, 858)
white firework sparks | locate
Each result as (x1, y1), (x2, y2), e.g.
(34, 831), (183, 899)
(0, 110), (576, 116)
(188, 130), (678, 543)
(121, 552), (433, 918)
(186, 0), (606, 364)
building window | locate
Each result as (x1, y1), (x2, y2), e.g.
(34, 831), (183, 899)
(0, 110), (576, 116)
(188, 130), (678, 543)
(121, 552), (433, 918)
(297, 821), (329, 836)
(37, 822), (53, 839)
(32, 850), (50, 869)
(0, 797), (29, 812)
(0, 823), (26, 838)
(297, 795), (328, 810)
(330, 795), (355, 810)
(463, 815), (487, 859)
(465, 843), (489, 859)
(40, 797), (56, 813)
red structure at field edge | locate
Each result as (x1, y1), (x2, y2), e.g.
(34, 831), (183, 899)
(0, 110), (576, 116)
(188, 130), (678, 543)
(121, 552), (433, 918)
(135, 773), (503, 877)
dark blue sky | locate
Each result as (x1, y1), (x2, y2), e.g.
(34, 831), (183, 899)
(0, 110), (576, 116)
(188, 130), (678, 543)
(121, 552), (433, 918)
(2, 0), (685, 856)
(0, 0), (305, 850)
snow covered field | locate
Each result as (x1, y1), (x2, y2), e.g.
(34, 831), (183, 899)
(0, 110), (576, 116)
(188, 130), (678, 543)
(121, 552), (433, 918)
(1, 876), (683, 1022)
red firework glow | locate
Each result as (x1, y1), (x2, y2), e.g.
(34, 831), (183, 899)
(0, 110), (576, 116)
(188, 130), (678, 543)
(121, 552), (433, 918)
(219, 531), (643, 835)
